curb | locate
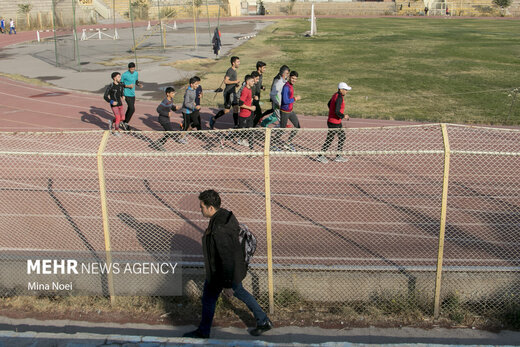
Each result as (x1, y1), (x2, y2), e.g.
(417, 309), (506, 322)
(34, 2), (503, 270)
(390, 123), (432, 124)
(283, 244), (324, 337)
(1, 329), (520, 347)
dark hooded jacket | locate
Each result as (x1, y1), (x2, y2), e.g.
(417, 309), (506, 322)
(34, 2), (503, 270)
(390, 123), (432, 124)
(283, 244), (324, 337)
(202, 208), (247, 288)
(212, 28), (221, 55)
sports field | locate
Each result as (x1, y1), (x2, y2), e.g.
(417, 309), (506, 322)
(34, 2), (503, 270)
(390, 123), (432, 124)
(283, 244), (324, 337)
(199, 17), (520, 125)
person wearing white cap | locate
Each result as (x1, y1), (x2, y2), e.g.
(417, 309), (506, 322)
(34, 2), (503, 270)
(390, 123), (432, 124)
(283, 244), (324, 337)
(317, 82), (351, 163)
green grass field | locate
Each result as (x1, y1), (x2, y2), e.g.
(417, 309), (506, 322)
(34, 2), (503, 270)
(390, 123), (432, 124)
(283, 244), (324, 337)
(191, 17), (520, 125)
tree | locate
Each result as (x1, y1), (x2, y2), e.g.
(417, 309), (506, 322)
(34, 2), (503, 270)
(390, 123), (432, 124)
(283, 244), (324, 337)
(18, 3), (32, 14)
(492, 0), (512, 15)
(130, 0), (149, 20)
(18, 3), (33, 29)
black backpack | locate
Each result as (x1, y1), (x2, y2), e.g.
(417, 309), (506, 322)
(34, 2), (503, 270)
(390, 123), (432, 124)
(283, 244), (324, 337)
(238, 223), (257, 265)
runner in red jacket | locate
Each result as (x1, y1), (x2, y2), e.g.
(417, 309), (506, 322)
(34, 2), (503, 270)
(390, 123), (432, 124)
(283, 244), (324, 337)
(317, 82), (352, 163)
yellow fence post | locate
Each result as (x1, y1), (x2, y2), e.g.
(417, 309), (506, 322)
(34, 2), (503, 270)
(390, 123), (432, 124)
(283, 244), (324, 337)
(97, 130), (116, 304)
(434, 123), (451, 319)
(264, 128), (275, 314)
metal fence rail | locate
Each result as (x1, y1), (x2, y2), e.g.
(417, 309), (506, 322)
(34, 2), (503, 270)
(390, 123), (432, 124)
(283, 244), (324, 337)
(0, 124), (518, 319)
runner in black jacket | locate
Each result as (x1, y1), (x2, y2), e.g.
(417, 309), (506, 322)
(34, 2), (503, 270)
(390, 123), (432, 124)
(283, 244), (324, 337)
(103, 72), (126, 132)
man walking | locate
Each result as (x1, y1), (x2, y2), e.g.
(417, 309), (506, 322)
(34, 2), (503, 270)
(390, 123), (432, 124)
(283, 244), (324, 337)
(317, 82), (351, 163)
(183, 190), (273, 339)
(0, 18), (5, 34)
(121, 62), (143, 130)
(210, 56), (240, 129)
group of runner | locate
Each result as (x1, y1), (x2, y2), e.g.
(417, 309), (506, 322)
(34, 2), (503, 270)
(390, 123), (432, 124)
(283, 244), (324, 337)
(103, 57), (352, 162)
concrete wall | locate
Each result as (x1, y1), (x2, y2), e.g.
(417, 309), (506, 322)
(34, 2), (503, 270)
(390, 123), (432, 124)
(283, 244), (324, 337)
(0, 0), (55, 17)
(263, 1), (397, 16)
(395, 0), (520, 16)
(0, 0), (97, 29)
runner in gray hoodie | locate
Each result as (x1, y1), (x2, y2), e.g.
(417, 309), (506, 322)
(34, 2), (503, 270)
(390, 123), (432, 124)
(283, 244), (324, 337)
(261, 65), (290, 127)
(182, 76), (202, 131)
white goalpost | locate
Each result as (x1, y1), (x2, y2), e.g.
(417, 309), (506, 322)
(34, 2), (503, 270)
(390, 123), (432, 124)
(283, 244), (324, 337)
(310, 3), (317, 36)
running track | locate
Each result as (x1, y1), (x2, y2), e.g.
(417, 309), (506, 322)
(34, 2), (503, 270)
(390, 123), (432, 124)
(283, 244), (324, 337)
(0, 76), (418, 132)
(1, 27), (518, 299)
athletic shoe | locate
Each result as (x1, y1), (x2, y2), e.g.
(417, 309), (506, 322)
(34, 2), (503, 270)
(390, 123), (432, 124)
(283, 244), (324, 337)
(112, 131), (121, 137)
(119, 122), (127, 131)
(250, 318), (273, 336)
(316, 155), (329, 163)
(271, 145), (282, 152)
(107, 119), (113, 131)
(182, 329), (209, 339)
(209, 117), (215, 130)
(334, 155), (348, 162)
(176, 138), (187, 144)
(237, 139), (249, 147)
(284, 143), (296, 152)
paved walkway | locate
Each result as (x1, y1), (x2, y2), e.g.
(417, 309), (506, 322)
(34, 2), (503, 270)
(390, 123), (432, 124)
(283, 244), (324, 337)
(0, 17), (274, 96)
(0, 316), (519, 346)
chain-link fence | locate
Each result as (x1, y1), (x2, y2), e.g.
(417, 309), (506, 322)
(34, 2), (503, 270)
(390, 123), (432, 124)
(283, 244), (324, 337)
(52, 0), (82, 70)
(44, 0), (248, 72)
(128, 0), (228, 53)
(0, 125), (519, 320)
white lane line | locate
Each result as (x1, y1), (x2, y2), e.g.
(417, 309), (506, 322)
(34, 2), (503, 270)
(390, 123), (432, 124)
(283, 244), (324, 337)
(0, 91), (96, 110)
(3, 109), (23, 115)
(0, 102), (87, 121)
(0, 116), (56, 129)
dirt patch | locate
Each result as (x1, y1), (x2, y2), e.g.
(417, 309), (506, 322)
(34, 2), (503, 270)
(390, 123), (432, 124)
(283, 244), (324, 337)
(0, 297), (503, 331)
(0, 73), (53, 87)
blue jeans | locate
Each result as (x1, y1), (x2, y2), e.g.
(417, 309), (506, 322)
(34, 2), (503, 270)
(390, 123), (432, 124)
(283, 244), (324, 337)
(198, 280), (268, 336)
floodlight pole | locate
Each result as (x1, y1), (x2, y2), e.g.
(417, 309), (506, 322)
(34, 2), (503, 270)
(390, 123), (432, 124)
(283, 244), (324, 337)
(206, 0), (212, 44)
(52, 0), (58, 67)
(129, 0), (138, 68)
(113, 0), (115, 27)
(192, 0), (198, 50)
(72, 0), (81, 71)
(157, 0), (165, 51)
(113, 0), (118, 38)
